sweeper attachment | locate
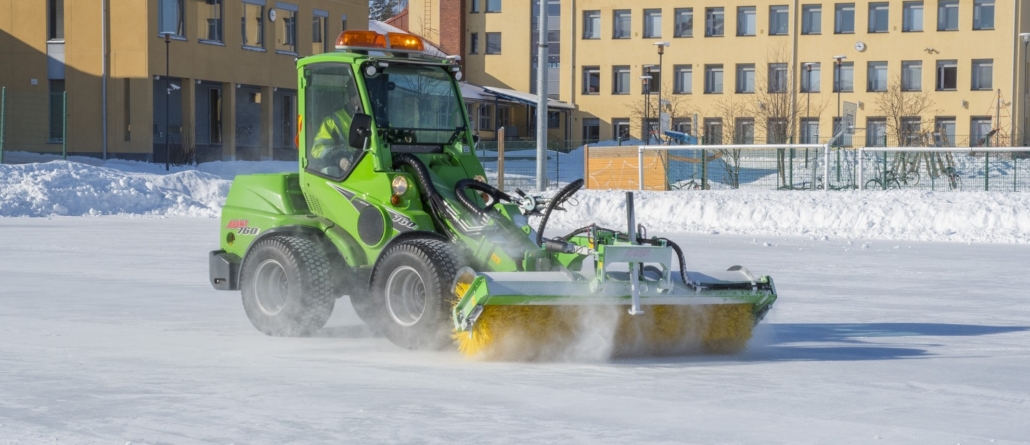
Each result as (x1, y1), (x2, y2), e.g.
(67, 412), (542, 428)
(207, 31), (777, 360)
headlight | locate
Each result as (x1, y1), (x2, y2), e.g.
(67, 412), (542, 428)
(392, 176), (409, 195)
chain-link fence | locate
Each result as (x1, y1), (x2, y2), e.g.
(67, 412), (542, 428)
(855, 148), (1030, 192)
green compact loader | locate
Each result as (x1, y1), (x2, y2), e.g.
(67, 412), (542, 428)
(208, 31), (777, 359)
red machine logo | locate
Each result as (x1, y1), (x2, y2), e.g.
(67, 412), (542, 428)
(226, 219), (249, 229)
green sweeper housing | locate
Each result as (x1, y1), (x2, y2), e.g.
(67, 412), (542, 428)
(208, 31), (777, 360)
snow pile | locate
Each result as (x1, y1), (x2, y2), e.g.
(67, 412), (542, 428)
(2, 158), (1030, 244)
(0, 160), (295, 218)
(544, 189), (1030, 244)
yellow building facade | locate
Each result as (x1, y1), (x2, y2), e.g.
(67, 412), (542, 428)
(0, 0), (366, 162)
(410, 0), (1030, 147)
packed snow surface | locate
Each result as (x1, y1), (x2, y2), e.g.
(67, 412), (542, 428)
(1, 218), (1028, 444)
(3, 159), (1030, 243)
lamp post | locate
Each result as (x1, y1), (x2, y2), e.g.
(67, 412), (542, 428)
(641, 72), (652, 142)
(832, 55), (847, 142)
(1021, 33), (1030, 145)
(162, 32), (172, 171)
(653, 41), (670, 143)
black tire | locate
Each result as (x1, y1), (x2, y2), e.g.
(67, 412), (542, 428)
(370, 238), (462, 350)
(864, 179), (882, 190)
(240, 236), (335, 336)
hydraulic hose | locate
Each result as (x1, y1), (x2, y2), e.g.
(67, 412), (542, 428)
(454, 178), (513, 218)
(535, 179), (584, 246)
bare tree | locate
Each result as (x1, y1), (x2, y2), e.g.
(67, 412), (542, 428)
(626, 84), (690, 143)
(748, 46), (809, 185)
(702, 96), (751, 188)
(874, 75), (938, 147)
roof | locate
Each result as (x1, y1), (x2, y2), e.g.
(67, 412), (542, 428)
(384, 8), (409, 30)
(481, 86), (576, 110)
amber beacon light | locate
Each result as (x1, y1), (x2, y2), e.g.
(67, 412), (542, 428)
(335, 30), (425, 54)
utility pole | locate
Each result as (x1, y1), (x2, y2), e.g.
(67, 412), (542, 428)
(535, 0), (547, 191)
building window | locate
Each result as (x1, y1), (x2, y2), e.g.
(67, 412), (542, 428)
(312, 12), (328, 54)
(198, 0), (223, 42)
(767, 119), (789, 143)
(737, 7), (756, 36)
(903, 2), (923, 32)
(936, 60), (957, 90)
(613, 10), (631, 39)
(613, 118), (631, 141)
(868, 2), (889, 33)
(48, 80), (66, 143)
(801, 63), (821, 92)
(704, 118), (723, 144)
(867, 118), (887, 146)
(835, 3), (855, 34)
(48, 0), (64, 40)
(735, 118), (755, 144)
(477, 105), (491, 130)
(469, 33), (478, 54)
(768, 63), (788, 93)
(704, 65), (723, 94)
(674, 8), (693, 37)
(242, 1), (265, 49)
(470, 0), (479, 13)
(485, 32), (501, 54)
(973, 0), (994, 30)
(673, 118), (692, 134)
(769, 5), (789, 35)
(643, 9), (662, 38)
(736, 64), (755, 93)
(935, 118), (956, 146)
(643, 67), (661, 93)
(902, 61), (922, 91)
(159, 0), (185, 37)
(867, 62), (888, 92)
(583, 67), (600, 94)
(971, 117), (993, 146)
(971, 59), (993, 90)
(276, 5), (298, 54)
(583, 10), (600, 39)
(901, 117), (921, 146)
(485, 0), (501, 13)
(834, 62), (854, 92)
(938, 0), (958, 31)
(802, 4), (821, 34)
(705, 8), (724, 37)
(674, 65), (692, 94)
(613, 66), (630, 94)
(583, 118), (600, 143)
(800, 118), (819, 144)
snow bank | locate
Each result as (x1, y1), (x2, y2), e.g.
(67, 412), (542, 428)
(545, 189), (1030, 244)
(2, 159), (1029, 244)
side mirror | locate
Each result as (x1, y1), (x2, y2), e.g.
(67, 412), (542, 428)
(349, 113), (372, 149)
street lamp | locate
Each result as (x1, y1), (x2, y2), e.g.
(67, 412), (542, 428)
(161, 32), (173, 171)
(1020, 33), (1030, 145)
(640, 73), (652, 142)
(832, 55), (847, 141)
(653, 41), (670, 143)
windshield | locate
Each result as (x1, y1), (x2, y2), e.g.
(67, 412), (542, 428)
(363, 63), (465, 145)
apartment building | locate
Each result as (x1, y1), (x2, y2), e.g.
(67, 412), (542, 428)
(408, 0), (1030, 147)
(0, 0), (367, 162)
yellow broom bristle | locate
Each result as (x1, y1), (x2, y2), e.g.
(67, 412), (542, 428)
(453, 303), (755, 361)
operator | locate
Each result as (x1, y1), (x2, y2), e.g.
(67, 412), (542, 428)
(310, 110), (356, 174)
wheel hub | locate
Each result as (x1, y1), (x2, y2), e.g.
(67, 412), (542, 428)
(254, 259), (289, 316)
(385, 266), (427, 327)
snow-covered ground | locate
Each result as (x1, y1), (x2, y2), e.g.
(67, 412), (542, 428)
(1, 158), (1029, 443)
(1, 217), (1027, 444)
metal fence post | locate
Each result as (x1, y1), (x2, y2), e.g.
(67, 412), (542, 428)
(62, 91), (68, 160)
(0, 87), (6, 164)
(858, 148), (864, 189)
(984, 151), (989, 191)
(497, 127), (505, 191)
(823, 143), (830, 190)
(637, 145), (644, 191)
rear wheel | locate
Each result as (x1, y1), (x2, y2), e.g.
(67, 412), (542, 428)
(240, 236), (335, 336)
(371, 239), (462, 350)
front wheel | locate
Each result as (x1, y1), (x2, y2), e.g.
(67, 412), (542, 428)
(371, 239), (463, 350)
(240, 236), (335, 336)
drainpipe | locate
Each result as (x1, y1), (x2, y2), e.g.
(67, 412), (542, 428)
(101, 0), (108, 159)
